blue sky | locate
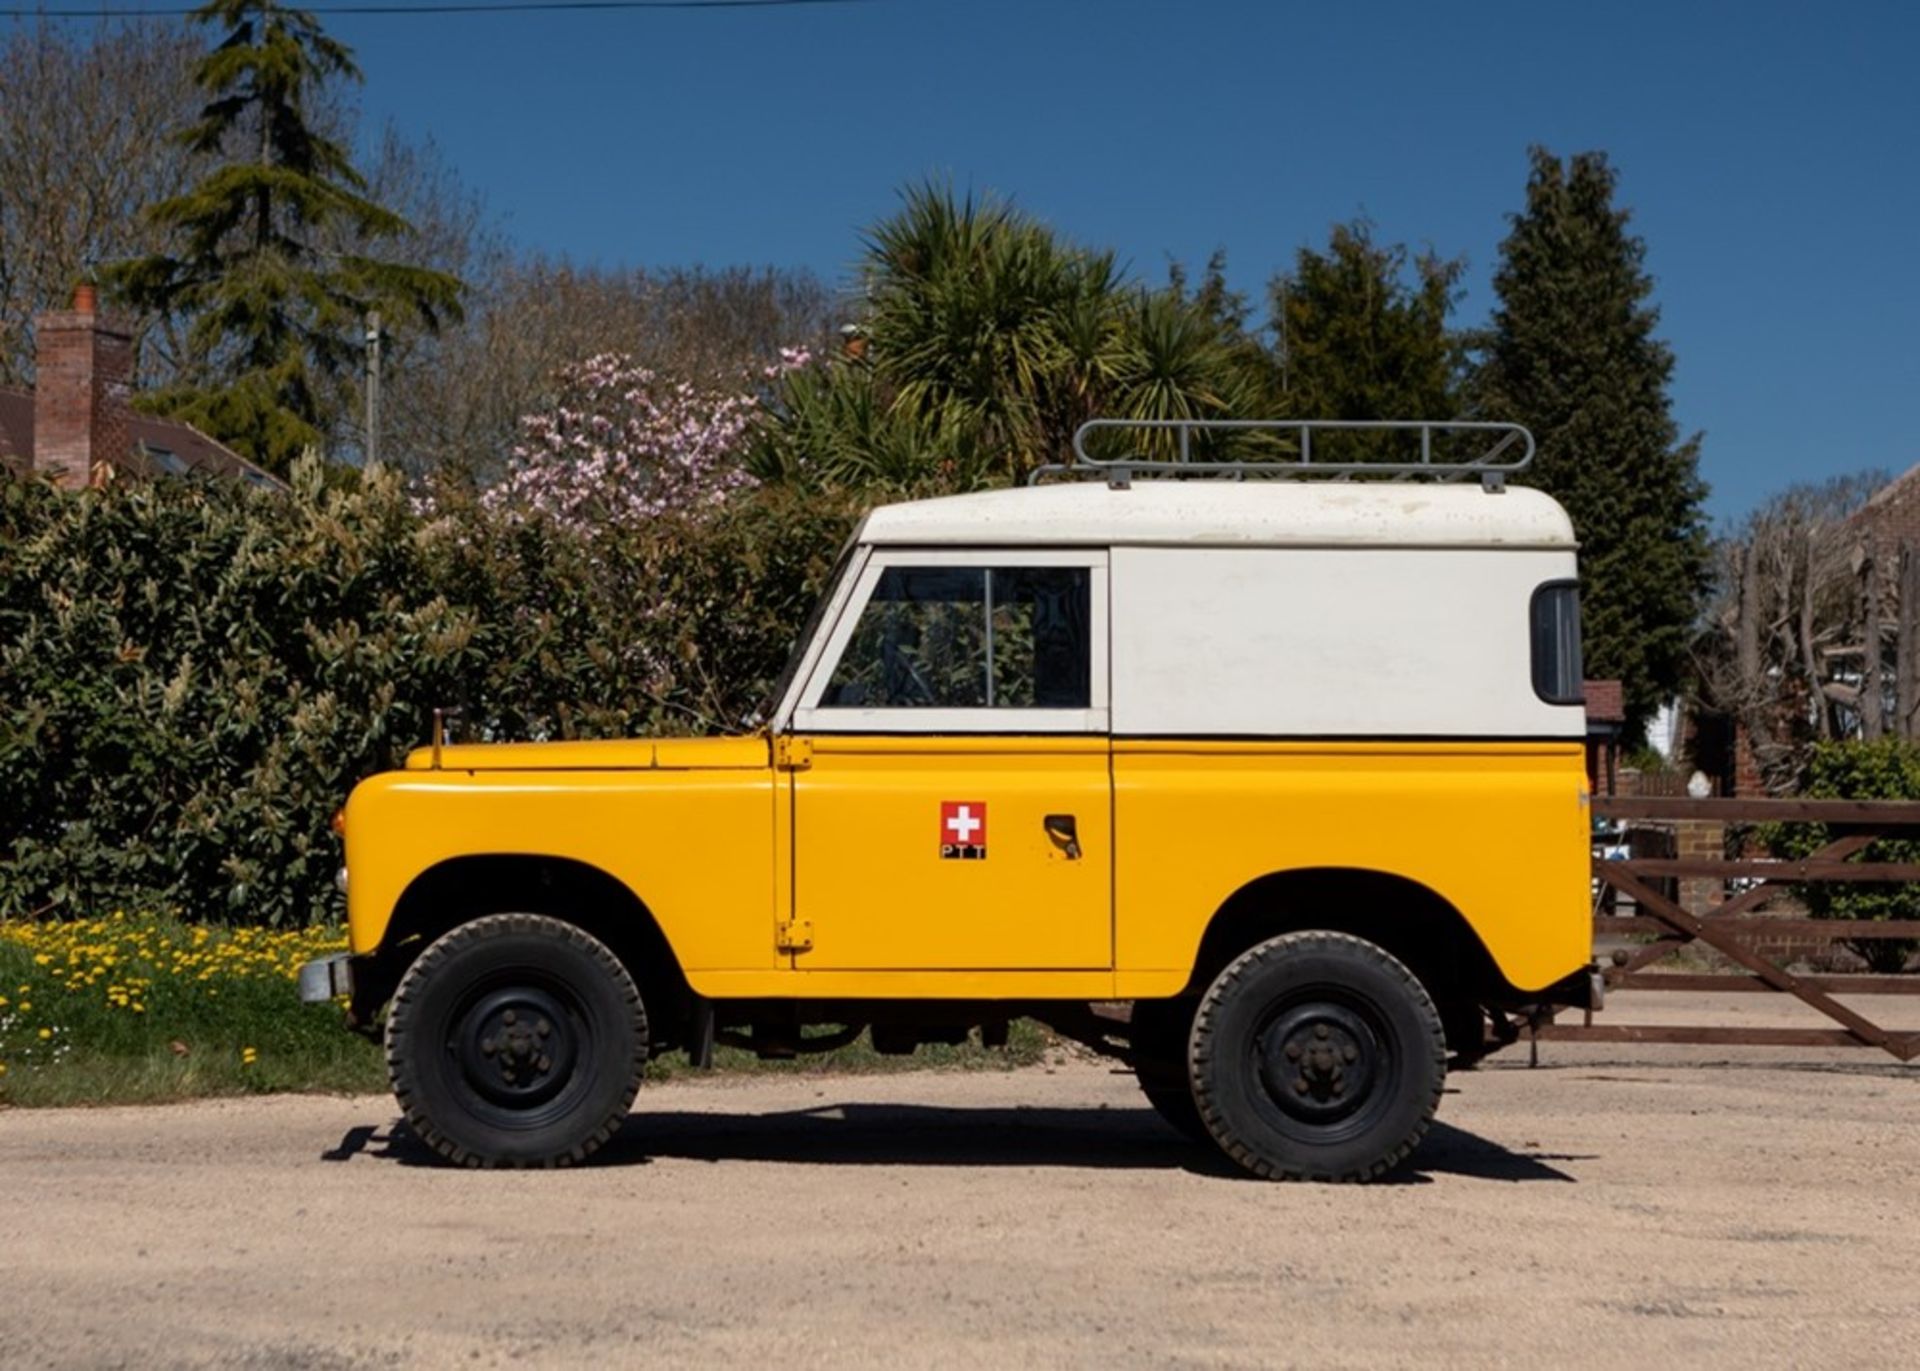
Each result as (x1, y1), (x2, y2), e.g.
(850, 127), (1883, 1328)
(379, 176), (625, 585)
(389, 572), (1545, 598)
(52, 1), (1920, 521)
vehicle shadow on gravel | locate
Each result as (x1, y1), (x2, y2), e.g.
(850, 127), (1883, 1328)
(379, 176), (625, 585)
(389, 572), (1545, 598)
(329, 1109), (1583, 1183)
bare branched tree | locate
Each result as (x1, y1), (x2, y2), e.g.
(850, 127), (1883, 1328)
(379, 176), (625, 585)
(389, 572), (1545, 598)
(312, 123), (507, 460)
(0, 19), (204, 385)
(4, 21), (830, 479)
(383, 260), (837, 481)
(1695, 473), (1886, 790)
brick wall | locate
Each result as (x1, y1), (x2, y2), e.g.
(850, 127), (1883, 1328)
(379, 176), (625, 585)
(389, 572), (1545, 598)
(32, 285), (132, 489)
(1675, 818), (1724, 914)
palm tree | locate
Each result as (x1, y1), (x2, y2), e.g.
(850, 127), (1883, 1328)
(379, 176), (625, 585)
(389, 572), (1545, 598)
(754, 183), (1261, 491)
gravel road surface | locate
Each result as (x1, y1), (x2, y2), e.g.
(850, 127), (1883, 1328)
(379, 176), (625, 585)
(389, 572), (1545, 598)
(4, 992), (1919, 1369)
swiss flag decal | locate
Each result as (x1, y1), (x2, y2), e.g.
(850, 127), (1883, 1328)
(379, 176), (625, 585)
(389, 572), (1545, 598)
(940, 801), (987, 859)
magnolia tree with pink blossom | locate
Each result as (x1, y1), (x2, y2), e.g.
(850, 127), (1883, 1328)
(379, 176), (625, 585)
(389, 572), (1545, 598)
(485, 347), (812, 531)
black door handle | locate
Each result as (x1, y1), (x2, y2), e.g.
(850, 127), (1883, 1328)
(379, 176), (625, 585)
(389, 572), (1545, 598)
(1043, 814), (1082, 860)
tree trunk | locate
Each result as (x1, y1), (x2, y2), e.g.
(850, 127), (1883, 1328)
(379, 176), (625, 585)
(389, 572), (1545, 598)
(1737, 543), (1760, 688)
(1900, 542), (1920, 738)
(1735, 543), (1768, 756)
(1801, 532), (1830, 739)
(1865, 543), (1886, 739)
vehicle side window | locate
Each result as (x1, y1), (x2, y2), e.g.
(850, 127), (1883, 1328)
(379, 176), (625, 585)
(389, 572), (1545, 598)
(822, 566), (1090, 709)
(1530, 580), (1583, 705)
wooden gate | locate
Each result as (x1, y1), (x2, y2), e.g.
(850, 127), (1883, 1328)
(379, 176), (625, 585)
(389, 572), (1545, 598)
(1536, 795), (1920, 1060)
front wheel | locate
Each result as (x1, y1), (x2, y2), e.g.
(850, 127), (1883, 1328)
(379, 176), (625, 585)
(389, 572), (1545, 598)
(385, 913), (648, 1168)
(1189, 931), (1445, 1182)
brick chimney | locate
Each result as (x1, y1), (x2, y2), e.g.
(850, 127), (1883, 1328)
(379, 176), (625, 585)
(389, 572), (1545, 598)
(33, 284), (133, 488)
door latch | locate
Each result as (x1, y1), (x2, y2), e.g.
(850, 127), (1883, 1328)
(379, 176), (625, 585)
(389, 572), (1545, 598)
(1043, 814), (1082, 860)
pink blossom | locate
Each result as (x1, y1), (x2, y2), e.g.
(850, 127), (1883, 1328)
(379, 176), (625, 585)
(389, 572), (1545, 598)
(484, 348), (811, 534)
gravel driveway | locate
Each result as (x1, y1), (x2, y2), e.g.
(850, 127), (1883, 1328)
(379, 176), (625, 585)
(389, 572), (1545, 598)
(4, 992), (1918, 1369)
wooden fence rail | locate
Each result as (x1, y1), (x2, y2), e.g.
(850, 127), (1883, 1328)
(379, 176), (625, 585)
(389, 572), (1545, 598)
(1533, 795), (1920, 1061)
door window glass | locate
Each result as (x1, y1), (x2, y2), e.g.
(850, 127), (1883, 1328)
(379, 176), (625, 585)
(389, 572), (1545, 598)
(822, 565), (1090, 709)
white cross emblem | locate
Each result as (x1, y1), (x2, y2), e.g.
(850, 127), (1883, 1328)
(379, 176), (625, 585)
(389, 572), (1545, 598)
(945, 805), (981, 843)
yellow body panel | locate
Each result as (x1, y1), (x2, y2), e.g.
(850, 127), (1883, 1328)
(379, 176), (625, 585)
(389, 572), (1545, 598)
(345, 760), (778, 971)
(792, 735), (1111, 970)
(346, 734), (1590, 1001)
(1114, 740), (1591, 992)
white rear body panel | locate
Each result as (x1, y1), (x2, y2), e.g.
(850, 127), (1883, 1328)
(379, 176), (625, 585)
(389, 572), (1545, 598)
(1109, 545), (1583, 739)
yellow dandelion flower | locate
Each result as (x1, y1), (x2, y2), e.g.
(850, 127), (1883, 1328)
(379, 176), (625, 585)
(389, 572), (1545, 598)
(37, 1028), (52, 1041)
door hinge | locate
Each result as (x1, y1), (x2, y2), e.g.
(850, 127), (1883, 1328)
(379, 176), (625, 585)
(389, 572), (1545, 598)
(775, 918), (813, 953)
(774, 735), (813, 771)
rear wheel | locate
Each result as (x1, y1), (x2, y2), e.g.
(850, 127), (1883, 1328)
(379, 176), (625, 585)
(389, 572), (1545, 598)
(1189, 931), (1445, 1182)
(386, 913), (648, 1168)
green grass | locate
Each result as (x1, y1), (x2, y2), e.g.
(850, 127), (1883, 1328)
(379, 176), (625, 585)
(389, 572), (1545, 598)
(0, 915), (384, 1106)
(0, 913), (1051, 1107)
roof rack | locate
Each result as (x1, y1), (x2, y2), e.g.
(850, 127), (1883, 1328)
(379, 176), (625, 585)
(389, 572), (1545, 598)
(1031, 419), (1535, 492)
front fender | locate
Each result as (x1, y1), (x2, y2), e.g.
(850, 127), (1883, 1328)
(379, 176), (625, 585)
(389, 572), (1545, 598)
(343, 766), (779, 972)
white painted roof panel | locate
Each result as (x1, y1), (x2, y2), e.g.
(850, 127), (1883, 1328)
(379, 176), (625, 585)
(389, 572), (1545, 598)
(859, 481), (1576, 550)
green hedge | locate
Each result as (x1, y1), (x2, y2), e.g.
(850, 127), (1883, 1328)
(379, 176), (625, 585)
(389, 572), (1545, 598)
(0, 463), (857, 926)
(1765, 737), (1920, 973)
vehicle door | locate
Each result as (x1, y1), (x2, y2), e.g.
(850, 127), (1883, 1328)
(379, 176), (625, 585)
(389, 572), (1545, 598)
(784, 549), (1112, 970)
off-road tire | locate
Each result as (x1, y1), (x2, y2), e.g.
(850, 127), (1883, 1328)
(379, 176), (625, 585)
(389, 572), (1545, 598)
(386, 913), (648, 1168)
(1129, 998), (1209, 1143)
(1189, 931), (1445, 1182)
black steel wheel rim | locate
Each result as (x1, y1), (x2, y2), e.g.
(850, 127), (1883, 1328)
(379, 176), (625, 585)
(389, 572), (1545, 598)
(1248, 988), (1397, 1142)
(447, 977), (588, 1127)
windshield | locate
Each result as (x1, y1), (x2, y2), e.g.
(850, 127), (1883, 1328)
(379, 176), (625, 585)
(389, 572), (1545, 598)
(761, 537), (859, 725)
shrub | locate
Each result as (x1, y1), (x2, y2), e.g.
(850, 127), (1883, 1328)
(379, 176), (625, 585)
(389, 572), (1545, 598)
(1765, 737), (1920, 973)
(0, 463), (857, 925)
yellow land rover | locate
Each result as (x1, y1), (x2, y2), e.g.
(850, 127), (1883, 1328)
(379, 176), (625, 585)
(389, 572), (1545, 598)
(300, 420), (1600, 1181)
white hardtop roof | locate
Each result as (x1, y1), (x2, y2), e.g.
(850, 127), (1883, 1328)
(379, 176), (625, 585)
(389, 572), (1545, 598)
(859, 480), (1576, 550)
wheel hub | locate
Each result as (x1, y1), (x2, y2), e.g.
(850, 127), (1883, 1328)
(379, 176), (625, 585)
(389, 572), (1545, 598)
(456, 987), (577, 1109)
(1256, 1003), (1378, 1126)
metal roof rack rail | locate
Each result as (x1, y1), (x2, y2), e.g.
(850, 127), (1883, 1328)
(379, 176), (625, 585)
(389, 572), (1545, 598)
(1030, 418), (1535, 492)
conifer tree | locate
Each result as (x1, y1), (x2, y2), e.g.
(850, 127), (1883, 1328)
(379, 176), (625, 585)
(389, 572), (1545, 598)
(1271, 219), (1462, 424)
(1261, 220), (1464, 469)
(108, 0), (462, 472)
(1474, 148), (1709, 736)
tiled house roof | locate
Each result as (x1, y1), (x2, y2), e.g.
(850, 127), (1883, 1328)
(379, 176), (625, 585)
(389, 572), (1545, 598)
(3, 285), (283, 491)
(0, 386), (280, 488)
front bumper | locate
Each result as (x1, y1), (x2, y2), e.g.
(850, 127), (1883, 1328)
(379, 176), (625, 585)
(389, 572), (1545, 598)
(297, 953), (354, 1004)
